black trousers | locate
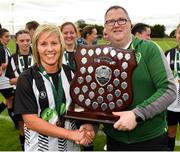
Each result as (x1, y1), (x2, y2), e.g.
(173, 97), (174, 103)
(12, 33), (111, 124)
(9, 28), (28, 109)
(107, 133), (169, 151)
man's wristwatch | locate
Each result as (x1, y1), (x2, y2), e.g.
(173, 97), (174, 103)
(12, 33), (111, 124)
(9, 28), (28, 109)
(135, 114), (144, 124)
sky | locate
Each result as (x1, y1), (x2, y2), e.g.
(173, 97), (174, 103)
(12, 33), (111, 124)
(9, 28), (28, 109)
(0, 0), (180, 35)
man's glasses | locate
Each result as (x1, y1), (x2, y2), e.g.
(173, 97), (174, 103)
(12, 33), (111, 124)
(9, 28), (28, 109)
(105, 18), (129, 26)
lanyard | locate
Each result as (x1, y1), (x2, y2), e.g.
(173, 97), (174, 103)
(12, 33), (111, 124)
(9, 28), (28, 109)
(64, 51), (76, 71)
(176, 49), (180, 78)
(130, 43), (134, 50)
(39, 66), (65, 117)
(129, 41), (142, 64)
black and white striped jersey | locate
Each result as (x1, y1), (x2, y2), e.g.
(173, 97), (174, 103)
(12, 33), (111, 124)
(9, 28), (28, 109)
(14, 64), (80, 151)
(0, 43), (13, 89)
(6, 53), (34, 79)
(166, 48), (180, 112)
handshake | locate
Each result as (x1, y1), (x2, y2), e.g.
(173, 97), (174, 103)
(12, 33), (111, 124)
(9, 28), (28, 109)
(68, 124), (96, 146)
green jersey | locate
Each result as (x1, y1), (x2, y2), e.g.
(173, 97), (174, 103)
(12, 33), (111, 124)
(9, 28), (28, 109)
(104, 36), (176, 143)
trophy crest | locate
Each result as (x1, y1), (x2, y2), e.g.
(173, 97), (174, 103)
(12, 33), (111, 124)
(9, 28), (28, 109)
(64, 45), (137, 124)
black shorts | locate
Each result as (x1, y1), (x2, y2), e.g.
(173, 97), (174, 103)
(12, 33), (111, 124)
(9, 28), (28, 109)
(107, 133), (168, 151)
(0, 88), (14, 98)
(166, 110), (180, 126)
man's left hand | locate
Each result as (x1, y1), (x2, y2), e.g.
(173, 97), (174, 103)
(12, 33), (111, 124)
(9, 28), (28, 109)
(113, 111), (137, 131)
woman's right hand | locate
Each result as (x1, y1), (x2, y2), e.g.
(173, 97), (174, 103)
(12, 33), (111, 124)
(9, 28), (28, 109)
(68, 129), (93, 145)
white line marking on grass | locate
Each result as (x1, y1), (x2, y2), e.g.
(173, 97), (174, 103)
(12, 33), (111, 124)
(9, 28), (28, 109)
(0, 115), (11, 121)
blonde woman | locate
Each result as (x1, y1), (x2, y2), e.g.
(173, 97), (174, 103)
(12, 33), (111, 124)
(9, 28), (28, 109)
(14, 24), (95, 151)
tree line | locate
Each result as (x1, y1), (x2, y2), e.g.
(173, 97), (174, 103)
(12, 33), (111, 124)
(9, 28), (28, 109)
(76, 19), (175, 38)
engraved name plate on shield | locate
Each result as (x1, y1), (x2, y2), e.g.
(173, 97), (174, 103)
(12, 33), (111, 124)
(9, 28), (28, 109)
(64, 45), (137, 124)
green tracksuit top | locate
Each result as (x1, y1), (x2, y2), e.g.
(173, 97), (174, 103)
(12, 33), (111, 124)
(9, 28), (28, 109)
(104, 36), (176, 143)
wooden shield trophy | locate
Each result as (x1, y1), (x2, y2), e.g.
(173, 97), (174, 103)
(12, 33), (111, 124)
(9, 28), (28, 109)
(64, 45), (137, 124)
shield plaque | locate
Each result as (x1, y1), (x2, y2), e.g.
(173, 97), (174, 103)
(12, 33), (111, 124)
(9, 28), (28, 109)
(64, 45), (137, 124)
